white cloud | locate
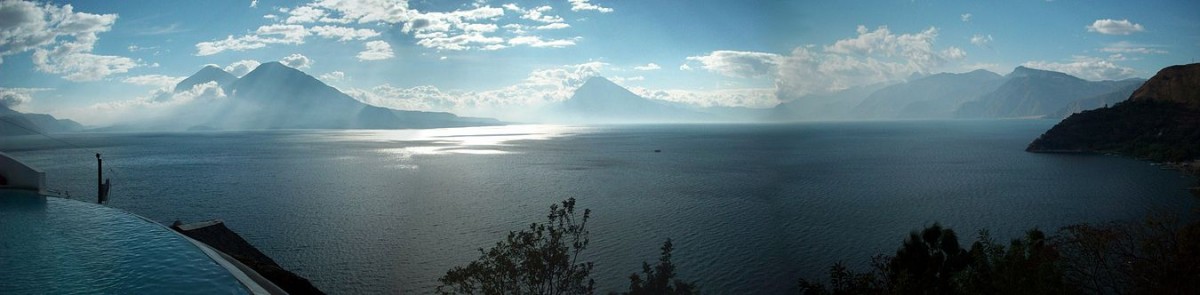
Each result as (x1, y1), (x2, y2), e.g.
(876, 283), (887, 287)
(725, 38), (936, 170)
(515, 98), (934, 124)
(631, 87), (778, 108)
(308, 0), (415, 24)
(569, 0), (613, 13)
(1099, 41), (1168, 54)
(196, 36), (269, 56)
(679, 64), (692, 71)
(0, 1), (140, 81)
(0, 88), (51, 109)
(256, 24), (311, 43)
(689, 25), (966, 99)
(970, 34), (992, 47)
(33, 48), (140, 82)
(346, 62), (608, 117)
(415, 32), (504, 50)
(535, 23), (570, 30)
(74, 81), (228, 126)
(195, 24), (310, 56)
(960, 13), (971, 22)
(961, 62), (1003, 73)
(634, 63), (661, 71)
(224, 60), (261, 77)
(1022, 57), (1137, 81)
(320, 71), (346, 82)
(122, 75), (185, 89)
(1086, 19), (1144, 35)
(508, 36), (578, 48)
(311, 25), (380, 41)
(281, 53), (313, 68)
(686, 51), (783, 78)
(519, 6), (563, 23)
(242, 1), (591, 52)
(357, 40), (394, 60)
(250, 0), (258, 8)
(346, 84), (460, 111)
(286, 6), (326, 24)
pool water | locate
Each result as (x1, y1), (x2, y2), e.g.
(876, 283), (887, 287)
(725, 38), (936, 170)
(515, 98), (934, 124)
(0, 191), (250, 294)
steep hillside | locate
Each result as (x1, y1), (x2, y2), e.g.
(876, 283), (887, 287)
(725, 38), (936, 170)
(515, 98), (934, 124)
(0, 105), (83, 136)
(957, 67), (1142, 118)
(554, 76), (707, 123)
(1027, 63), (1200, 162)
(854, 69), (1004, 119)
(1047, 82), (1143, 119)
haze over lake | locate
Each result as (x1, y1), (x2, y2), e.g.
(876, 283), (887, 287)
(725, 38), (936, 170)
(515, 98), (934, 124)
(4, 121), (1193, 294)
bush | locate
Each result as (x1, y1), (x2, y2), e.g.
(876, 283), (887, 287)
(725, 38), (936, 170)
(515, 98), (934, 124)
(624, 239), (699, 295)
(438, 198), (595, 295)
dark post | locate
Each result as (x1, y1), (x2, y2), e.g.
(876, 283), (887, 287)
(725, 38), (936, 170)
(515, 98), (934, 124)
(96, 153), (106, 204)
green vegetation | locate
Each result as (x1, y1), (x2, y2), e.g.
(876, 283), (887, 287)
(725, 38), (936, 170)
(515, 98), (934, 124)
(625, 239), (699, 295)
(440, 198), (1200, 294)
(799, 212), (1200, 295)
(437, 198), (596, 295)
(1027, 100), (1200, 162)
(437, 198), (699, 295)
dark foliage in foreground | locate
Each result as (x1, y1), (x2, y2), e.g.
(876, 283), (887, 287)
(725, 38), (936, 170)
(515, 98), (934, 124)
(1027, 100), (1200, 162)
(1056, 215), (1200, 294)
(438, 199), (700, 295)
(438, 198), (595, 295)
(800, 211), (1200, 295)
(624, 239), (699, 295)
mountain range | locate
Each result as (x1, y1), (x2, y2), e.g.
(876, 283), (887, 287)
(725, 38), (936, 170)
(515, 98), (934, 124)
(0, 105), (83, 136)
(853, 69), (1005, 119)
(1027, 63), (1200, 162)
(955, 66), (1145, 118)
(548, 76), (708, 123)
(125, 62), (500, 131)
(767, 66), (1146, 121)
(1, 63), (1165, 133)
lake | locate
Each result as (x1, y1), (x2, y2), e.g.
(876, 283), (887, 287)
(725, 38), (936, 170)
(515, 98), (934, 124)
(2, 120), (1194, 294)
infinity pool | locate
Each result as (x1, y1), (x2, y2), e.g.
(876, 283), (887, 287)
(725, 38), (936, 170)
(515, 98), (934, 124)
(0, 190), (250, 294)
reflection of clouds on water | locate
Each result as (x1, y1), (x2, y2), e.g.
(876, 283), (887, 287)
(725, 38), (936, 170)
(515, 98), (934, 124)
(337, 125), (583, 169)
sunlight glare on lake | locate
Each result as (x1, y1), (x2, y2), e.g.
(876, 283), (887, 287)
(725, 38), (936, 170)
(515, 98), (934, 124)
(360, 125), (583, 157)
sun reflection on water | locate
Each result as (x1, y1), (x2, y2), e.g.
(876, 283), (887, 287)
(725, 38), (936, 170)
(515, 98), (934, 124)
(338, 125), (583, 159)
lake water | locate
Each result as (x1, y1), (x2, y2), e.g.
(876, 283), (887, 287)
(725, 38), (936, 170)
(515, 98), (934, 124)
(2, 120), (1194, 294)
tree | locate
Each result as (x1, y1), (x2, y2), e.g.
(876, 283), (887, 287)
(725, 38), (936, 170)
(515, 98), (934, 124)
(625, 239), (699, 295)
(1056, 214), (1200, 294)
(888, 223), (971, 294)
(797, 257), (889, 295)
(437, 198), (595, 295)
(959, 229), (1074, 294)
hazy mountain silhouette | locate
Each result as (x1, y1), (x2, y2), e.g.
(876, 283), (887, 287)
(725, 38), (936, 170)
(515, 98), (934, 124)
(0, 105), (83, 136)
(769, 83), (889, 121)
(1028, 63), (1200, 162)
(1047, 82), (1143, 119)
(853, 70), (1004, 119)
(551, 76), (707, 123)
(175, 65), (238, 93)
(131, 62), (499, 131)
(956, 66), (1144, 118)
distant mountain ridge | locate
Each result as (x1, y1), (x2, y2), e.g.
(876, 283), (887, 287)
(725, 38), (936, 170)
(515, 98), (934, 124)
(0, 105), (83, 136)
(175, 65), (238, 93)
(1047, 82), (1143, 119)
(1027, 63), (1200, 162)
(853, 69), (1004, 119)
(552, 76), (708, 123)
(142, 62), (499, 131)
(768, 66), (1145, 121)
(955, 66), (1145, 118)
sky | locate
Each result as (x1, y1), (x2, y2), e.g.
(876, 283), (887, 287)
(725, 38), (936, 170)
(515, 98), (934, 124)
(0, 0), (1198, 125)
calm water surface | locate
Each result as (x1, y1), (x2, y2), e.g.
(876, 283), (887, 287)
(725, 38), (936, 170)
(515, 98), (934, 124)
(2, 120), (1194, 294)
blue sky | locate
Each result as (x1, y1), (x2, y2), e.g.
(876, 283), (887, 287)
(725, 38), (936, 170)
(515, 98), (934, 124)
(1, 0), (1197, 124)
